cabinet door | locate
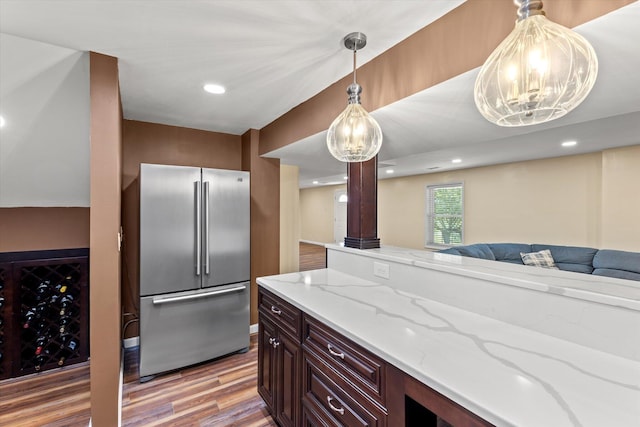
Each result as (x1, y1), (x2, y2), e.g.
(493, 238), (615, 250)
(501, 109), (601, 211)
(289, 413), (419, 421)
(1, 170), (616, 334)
(258, 315), (277, 413)
(276, 331), (301, 427)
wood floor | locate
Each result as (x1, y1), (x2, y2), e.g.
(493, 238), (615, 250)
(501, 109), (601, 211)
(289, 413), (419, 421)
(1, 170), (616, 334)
(0, 242), (326, 426)
(299, 242), (326, 271)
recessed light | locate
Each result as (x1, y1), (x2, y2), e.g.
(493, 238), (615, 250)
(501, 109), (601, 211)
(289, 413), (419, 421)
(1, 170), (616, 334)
(386, 169), (394, 174)
(0, 115), (5, 128)
(312, 180), (319, 185)
(452, 158), (462, 164)
(203, 84), (226, 94)
(562, 140), (577, 147)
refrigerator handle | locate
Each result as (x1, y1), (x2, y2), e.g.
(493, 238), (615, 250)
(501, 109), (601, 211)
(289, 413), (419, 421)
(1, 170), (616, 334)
(195, 181), (202, 276)
(152, 285), (246, 305)
(204, 181), (210, 275)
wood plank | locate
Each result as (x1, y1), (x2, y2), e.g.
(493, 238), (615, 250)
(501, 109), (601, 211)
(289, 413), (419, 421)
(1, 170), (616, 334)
(0, 334), (277, 426)
(299, 242), (326, 271)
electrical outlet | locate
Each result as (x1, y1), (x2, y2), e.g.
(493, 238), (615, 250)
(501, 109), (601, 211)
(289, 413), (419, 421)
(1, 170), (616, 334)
(373, 262), (390, 279)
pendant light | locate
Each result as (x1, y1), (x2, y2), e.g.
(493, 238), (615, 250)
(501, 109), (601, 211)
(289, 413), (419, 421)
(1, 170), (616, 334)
(327, 32), (382, 162)
(474, 0), (598, 127)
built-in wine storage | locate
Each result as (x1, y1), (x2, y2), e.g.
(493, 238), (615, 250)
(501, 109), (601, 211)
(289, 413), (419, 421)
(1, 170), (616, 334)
(0, 249), (88, 380)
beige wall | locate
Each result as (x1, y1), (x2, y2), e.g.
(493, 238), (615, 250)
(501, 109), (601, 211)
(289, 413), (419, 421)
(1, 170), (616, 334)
(300, 184), (346, 244)
(0, 207), (89, 252)
(280, 165), (300, 273)
(601, 145), (640, 251)
(300, 147), (640, 251)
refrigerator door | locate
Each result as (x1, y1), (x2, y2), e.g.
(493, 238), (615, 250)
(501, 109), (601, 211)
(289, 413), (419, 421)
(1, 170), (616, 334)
(139, 282), (250, 378)
(140, 164), (202, 296)
(202, 168), (250, 287)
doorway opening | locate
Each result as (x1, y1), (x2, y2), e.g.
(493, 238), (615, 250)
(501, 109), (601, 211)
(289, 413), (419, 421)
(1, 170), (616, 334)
(333, 190), (347, 245)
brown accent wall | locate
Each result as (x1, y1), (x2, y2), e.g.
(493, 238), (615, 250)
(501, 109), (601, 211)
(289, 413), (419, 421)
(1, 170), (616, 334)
(121, 120), (242, 338)
(0, 207), (89, 252)
(89, 52), (122, 427)
(259, 0), (635, 155)
(242, 129), (280, 324)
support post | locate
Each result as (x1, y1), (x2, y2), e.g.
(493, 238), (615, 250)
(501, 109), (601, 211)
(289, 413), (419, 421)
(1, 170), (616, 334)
(345, 156), (380, 249)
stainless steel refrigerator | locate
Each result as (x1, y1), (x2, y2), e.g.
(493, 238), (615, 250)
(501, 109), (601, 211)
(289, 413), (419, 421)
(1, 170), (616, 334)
(138, 163), (250, 380)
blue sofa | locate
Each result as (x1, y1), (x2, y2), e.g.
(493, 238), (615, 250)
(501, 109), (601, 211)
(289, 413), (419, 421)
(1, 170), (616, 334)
(438, 243), (640, 282)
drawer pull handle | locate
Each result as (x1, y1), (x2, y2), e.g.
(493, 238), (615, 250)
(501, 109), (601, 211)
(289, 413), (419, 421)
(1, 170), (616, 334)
(270, 306), (282, 315)
(327, 343), (345, 359)
(327, 396), (345, 415)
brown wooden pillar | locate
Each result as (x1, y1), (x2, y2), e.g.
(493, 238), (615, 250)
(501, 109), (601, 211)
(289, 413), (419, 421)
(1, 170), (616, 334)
(345, 156), (380, 249)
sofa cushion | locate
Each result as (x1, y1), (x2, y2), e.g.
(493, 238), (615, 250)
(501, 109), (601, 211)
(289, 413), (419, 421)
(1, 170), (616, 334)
(488, 243), (531, 263)
(454, 243), (496, 260)
(531, 244), (597, 274)
(592, 268), (640, 281)
(520, 249), (559, 269)
(593, 249), (640, 275)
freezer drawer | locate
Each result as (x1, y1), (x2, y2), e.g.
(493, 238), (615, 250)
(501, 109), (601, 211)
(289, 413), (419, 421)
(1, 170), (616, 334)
(139, 282), (250, 378)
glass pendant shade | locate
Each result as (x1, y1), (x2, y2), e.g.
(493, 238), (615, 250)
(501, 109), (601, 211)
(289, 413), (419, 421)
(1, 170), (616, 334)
(474, 1), (598, 127)
(327, 32), (383, 162)
(327, 92), (383, 162)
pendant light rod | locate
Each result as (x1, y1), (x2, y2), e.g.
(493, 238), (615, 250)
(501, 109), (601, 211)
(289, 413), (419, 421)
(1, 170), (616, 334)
(353, 49), (357, 84)
(344, 31), (366, 85)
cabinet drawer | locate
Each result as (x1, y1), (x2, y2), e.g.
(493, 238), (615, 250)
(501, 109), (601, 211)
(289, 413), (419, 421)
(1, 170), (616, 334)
(259, 287), (301, 340)
(303, 350), (386, 427)
(303, 314), (385, 405)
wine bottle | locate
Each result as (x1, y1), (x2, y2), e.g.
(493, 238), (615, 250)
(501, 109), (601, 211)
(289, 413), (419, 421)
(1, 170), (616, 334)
(35, 280), (51, 302)
(23, 309), (36, 329)
(58, 316), (73, 334)
(34, 354), (46, 371)
(34, 334), (48, 356)
(59, 294), (74, 316)
(53, 277), (71, 296)
(0, 296), (4, 309)
(57, 339), (78, 366)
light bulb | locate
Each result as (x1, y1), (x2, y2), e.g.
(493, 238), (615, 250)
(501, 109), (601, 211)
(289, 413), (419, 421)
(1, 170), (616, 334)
(327, 84), (382, 162)
(474, 0), (598, 127)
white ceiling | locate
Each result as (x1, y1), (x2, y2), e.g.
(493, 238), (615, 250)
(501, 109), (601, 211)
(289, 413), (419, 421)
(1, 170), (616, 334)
(0, 0), (465, 135)
(1, 1), (638, 190)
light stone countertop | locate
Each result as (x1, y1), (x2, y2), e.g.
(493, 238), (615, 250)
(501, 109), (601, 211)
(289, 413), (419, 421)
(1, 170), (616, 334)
(326, 244), (640, 311)
(257, 268), (640, 427)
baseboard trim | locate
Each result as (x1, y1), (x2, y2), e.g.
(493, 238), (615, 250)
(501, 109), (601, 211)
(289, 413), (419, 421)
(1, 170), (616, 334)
(123, 336), (139, 349)
(299, 239), (329, 247)
(250, 323), (258, 334)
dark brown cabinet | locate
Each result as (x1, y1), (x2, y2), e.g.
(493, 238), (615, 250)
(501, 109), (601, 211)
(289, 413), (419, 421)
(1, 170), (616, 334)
(258, 288), (302, 427)
(257, 286), (492, 427)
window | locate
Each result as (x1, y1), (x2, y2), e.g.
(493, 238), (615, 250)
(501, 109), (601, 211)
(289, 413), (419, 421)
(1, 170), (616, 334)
(425, 183), (464, 247)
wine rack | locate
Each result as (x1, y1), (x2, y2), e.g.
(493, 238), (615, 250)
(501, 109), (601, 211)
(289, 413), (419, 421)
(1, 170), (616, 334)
(0, 249), (88, 380)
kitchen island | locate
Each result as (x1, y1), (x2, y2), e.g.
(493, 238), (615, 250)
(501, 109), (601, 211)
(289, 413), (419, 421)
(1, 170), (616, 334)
(257, 245), (640, 427)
